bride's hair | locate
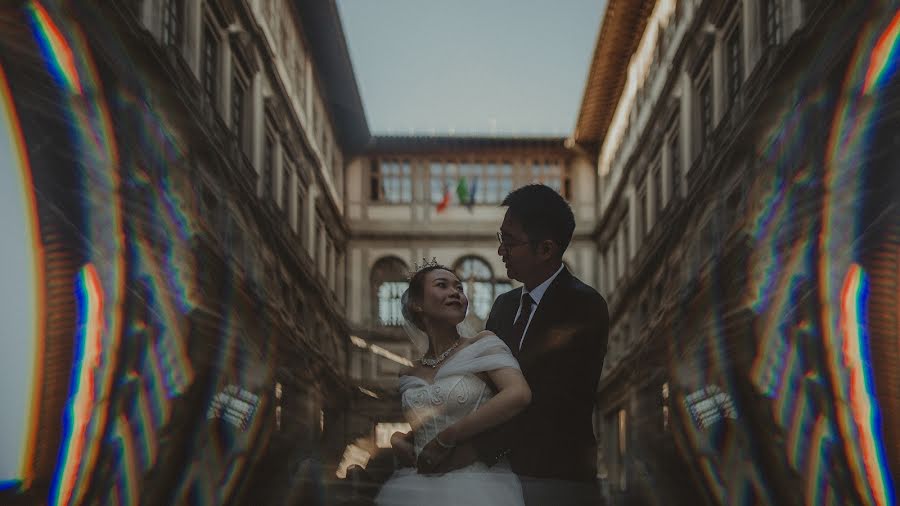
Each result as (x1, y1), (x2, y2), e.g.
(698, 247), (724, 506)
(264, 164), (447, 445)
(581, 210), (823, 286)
(401, 262), (455, 332)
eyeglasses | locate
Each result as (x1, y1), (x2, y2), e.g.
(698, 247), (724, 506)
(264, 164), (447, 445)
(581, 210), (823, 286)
(496, 231), (532, 249)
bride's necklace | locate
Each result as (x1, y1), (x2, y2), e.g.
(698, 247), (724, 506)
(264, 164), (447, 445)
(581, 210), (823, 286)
(420, 340), (461, 368)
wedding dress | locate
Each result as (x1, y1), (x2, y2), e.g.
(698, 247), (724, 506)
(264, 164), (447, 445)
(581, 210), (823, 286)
(375, 335), (525, 506)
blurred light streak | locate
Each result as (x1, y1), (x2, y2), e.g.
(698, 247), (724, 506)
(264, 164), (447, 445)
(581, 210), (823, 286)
(864, 8), (900, 94)
(25, 1), (82, 94)
(840, 265), (894, 506)
(52, 264), (103, 506)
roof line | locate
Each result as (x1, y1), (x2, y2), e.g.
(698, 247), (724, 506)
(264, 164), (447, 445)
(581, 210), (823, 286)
(573, 0), (655, 145)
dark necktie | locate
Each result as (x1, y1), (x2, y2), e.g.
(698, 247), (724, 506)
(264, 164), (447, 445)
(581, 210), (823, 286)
(510, 293), (535, 351)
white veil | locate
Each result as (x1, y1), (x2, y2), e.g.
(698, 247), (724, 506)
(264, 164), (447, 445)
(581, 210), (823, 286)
(400, 287), (479, 357)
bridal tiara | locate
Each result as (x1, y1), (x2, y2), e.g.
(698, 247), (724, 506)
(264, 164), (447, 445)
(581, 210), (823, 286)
(408, 257), (442, 279)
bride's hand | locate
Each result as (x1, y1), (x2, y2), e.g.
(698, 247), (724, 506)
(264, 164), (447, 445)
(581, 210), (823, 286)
(416, 428), (458, 474)
(390, 431), (416, 468)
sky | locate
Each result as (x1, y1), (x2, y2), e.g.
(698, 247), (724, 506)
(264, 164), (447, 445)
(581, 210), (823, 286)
(336, 0), (607, 136)
(0, 82), (38, 482)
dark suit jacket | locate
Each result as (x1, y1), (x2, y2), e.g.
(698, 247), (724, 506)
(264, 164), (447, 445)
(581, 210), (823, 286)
(474, 267), (609, 482)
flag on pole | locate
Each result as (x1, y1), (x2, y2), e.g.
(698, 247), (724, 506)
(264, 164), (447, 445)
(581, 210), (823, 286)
(456, 176), (470, 206)
(436, 183), (451, 213)
(466, 177), (478, 212)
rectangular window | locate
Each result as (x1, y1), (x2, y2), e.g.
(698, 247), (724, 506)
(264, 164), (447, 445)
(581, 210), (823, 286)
(429, 161), (513, 204)
(763, 0), (783, 47)
(726, 21), (743, 107)
(429, 162), (464, 204)
(201, 23), (218, 105)
(637, 184), (648, 240)
(668, 118), (681, 197)
(161, 0), (181, 46)
(374, 160), (412, 203)
(232, 70), (247, 153)
(484, 164), (499, 204)
(698, 76), (713, 149)
(370, 161), (380, 201)
(280, 156), (292, 211)
(316, 220), (326, 273)
(378, 282), (408, 326)
(429, 162), (444, 203)
(500, 162), (513, 198)
(295, 180), (304, 236)
(262, 133), (274, 199)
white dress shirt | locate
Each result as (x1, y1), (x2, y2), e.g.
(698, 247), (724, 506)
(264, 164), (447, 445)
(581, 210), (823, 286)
(513, 264), (565, 350)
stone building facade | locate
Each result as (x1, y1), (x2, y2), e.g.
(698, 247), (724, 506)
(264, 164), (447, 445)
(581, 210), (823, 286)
(5, 0), (898, 505)
(0, 0), (365, 504)
(577, 0), (900, 504)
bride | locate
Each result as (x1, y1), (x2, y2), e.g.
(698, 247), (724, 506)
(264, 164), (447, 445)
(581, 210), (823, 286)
(375, 260), (530, 506)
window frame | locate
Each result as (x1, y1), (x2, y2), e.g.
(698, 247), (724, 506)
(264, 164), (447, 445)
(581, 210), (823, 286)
(201, 19), (220, 108)
(725, 14), (744, 109)
(637, 179), (648, 243)
(696, 66), (714, 152)
(231, 60), (250, 155)
(161, 0), (183, 47)
(279, 146), (294, 212)
(261, 122), (277, 200)
(666, 112), (681, 199)
(762, 0), (783, 48)
(454, 256), (507, 321)
(371, 257), (410, 327)
(372, 159), (413, 204)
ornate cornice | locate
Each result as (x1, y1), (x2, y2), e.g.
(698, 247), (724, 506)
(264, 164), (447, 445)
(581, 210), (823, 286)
(573, 0), (656, 145)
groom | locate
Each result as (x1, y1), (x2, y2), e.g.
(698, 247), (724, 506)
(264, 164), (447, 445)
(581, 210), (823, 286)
(421, 184), (609, 505)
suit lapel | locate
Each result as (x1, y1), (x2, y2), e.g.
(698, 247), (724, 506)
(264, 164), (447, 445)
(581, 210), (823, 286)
(517, 269), (572, 362)
(495, 288), (522, 356)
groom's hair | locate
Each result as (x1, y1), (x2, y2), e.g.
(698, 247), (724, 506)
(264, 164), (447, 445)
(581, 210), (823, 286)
(502, 184), (575, 256)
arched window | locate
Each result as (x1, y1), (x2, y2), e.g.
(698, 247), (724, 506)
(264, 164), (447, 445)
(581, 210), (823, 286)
(371, 257), (409, 326)
(455, 256), (511, 320)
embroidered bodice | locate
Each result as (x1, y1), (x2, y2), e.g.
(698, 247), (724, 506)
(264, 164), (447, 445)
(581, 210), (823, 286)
(397, 335), (519, 456)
